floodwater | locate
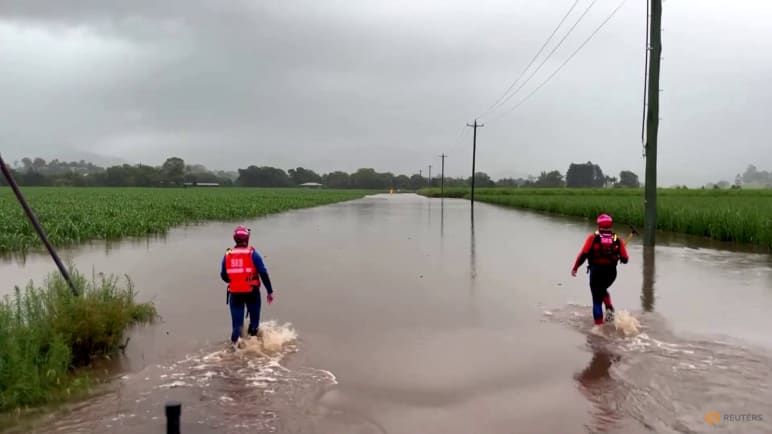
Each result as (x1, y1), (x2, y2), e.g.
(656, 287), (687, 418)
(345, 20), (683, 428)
(2, 193), (772, 434)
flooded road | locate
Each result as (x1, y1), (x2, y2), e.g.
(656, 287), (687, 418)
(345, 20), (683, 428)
(2, 193), (772, 433)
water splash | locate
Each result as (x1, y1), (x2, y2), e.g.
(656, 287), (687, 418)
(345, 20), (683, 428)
(544, 303), (772, 433)
(545, 304), (642, 339)
(612, 310), (641, 337)
(237, 320), (299, 356)
(26, 319), (337, 434)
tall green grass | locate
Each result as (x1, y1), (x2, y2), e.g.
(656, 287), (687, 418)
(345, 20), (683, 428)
(0, 268), (156, 412)
(0, 187), (369, 253)
(419, 188), (772, 249)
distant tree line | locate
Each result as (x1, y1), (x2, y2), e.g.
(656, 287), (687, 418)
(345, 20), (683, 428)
(739, 165), (772, 187)
(564, 161), (640, 188)
(492, 162), (640, 189)
(1, 156), (647, 190)
(0, 156), (495, 189)
(0, 157), (237, 187)
(703, 164), (772, 189)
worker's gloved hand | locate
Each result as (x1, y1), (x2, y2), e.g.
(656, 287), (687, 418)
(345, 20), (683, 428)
(267, 293), (274, 304)
(571, 268), (577, 277)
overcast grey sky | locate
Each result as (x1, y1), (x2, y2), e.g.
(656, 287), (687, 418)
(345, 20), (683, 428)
(1, 0), (770, 186)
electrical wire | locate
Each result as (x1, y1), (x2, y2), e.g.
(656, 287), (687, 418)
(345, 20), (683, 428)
(482, 0), (601, 121)
(492, 0), (630, 120)
(478, 0), (581, 120)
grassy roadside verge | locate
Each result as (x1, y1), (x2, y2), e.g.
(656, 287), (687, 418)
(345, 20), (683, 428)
(0, 267), (157, 420)
(418, 187), (772, 249)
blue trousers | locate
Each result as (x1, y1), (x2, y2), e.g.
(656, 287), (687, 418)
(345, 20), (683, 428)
(589, 265), (617, 324)
(228, 289), (261, 343)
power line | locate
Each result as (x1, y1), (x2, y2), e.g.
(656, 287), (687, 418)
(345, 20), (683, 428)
(478, 0), (581, 119)
(433, 125), (465, 174)
(445, 124), (466, 153)
(448, 125), (471, 154)
(483, 0), (601, 121)
(492, 0), (630, 120)
(451, 123), (467, 146)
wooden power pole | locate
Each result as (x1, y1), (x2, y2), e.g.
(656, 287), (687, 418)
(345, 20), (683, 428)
(439, 154), (447, 196)
(644, 0), (662, 246)
(0, 154), (79, 295)
(466, 120), (484, 206)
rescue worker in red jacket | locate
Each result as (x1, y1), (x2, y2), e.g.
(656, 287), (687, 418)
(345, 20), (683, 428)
(571, 214), (629, 325)
(221, 226), (274, 348)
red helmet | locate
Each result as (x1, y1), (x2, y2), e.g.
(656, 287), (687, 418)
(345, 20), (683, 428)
(233, 225), (250, 244)
(597, 214), (613, 228)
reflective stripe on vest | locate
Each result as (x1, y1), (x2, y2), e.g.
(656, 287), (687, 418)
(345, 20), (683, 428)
(225, 246), (260, 292)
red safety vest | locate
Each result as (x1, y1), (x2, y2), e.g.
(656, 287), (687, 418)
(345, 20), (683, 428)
(225, 246), (260, 292)
(588, 230), (621, 266)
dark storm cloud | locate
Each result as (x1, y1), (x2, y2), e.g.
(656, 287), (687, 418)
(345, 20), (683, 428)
(1, 0), (770, 185)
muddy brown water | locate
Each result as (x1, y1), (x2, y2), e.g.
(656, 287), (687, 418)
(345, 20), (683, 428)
(1, 193), (772, 433)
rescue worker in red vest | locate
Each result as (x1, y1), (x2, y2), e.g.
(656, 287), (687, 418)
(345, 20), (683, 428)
(571, 214), (629, 325)
(221, 226), (274, 348)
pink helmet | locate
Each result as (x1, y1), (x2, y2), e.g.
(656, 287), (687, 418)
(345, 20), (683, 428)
(233, 225), (250, 244)
(596, 214), (613, 228)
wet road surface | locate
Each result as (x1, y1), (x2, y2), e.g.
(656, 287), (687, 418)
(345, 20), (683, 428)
(2, 193), (771, 433)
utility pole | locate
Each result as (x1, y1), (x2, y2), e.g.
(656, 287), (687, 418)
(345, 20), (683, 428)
(428, 165), (432, 188)
(466, 120), (484, 206)
(0, 154), (79, 296)
(644, 0), (662, 246)
(439, 154), (447, 196)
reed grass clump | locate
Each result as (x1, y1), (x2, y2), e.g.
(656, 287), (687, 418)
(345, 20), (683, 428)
(0, 268), (157, 412)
